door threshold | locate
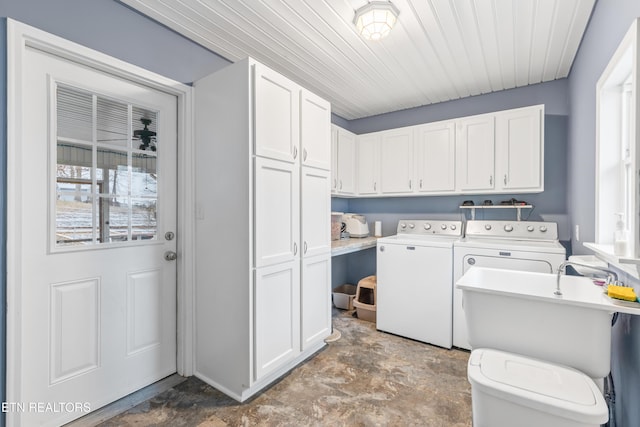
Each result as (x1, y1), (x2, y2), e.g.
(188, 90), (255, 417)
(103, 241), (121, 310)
(64, 374), (188, 426)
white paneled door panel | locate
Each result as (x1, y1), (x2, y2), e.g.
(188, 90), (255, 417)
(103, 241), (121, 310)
(357, 133), (380, 195)
(254, 157), (300, 267)
(300, 89), (331, 170)
(456, 115), (495, 192)
(15, 46), (177, 426)
(301, 255), (331, 350)
(254, 261), (300, 381)
(415, 122), (456, 193)
(254, 62), (300, 163)
(380, 128), (414, 194)
(496, 105), (543, 191)
(301, 167), (331, 258)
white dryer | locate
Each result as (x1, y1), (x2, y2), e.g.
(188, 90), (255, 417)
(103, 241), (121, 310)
(377, 220), (463, 348)
(453, 220), (566, 350)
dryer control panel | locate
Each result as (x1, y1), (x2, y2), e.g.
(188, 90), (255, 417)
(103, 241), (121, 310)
(465, 220), (558, 241)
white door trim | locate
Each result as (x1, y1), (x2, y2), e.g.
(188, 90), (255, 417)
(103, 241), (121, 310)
(6, 17), (195, 408)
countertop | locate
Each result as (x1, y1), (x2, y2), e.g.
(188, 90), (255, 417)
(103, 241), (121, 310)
(331, 236), (379, 256)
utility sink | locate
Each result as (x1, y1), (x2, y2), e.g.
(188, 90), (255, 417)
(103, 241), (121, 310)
(456, 267), (640, 379)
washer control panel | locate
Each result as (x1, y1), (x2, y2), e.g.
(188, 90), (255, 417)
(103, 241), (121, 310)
(396, 220), (463, 237)
(465, 220), (558, 241)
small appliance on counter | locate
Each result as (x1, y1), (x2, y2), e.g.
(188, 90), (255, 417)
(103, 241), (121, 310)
(343, 213), (370, 238)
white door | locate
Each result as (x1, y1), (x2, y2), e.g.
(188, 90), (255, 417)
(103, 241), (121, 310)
(496, 106), (543, 191)
(380, 128), (414, 194)
(13, 46), (177, 426)
(301, 167), (331, 258)
(416, 122), (456, 192)
(336, 128), (357, 194)
(254, 261), (300, 381)
(300, 89), (331, 170)
(357, 134), (380, 195)
(301, 255), (331, 350)
(456, 115), (495, 192)
(254, 157), (300, 267)
(254, 63), (300, 163)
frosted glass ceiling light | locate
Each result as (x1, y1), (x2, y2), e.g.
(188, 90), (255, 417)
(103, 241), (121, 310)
(354, 1), (400, 41)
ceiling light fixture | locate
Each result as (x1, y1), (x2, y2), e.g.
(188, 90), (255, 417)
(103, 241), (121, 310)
(353, 1), (400, 41)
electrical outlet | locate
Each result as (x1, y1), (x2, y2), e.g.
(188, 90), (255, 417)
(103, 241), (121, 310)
(575, 224), (580, 241)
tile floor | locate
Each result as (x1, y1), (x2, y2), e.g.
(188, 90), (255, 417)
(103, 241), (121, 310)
(96, 310), (472, 426)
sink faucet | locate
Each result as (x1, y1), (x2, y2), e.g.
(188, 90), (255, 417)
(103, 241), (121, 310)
(555, 260), (619, 296)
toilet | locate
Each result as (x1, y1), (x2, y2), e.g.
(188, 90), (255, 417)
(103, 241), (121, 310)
(467, 349), (608, 427)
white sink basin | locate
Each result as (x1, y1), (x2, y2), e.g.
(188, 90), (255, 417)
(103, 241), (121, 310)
(456, 267), (640, 379)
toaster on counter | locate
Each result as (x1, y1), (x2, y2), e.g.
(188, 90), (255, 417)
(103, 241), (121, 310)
(343, 213), (369, 238)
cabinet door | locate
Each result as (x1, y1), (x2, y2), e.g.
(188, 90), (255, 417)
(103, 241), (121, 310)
(456, 115), (495, 192)
(254, 261), (300, 381)
(415, 122), (455, 192)
(254, 157), (300, 267)
(331, 126), (338, 194)
(357, 133), (380, 195)
(336, 128), (356, 195)
(496, 105), (543, 191)
(301, 167), (331, 258)
(300, 89), (331, 170)
(380, 128), (414, 194)
(254, 63), (300, 163)
(301, 255), (331, 350)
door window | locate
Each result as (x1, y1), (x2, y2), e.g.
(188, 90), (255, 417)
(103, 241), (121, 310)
(55, 84), (159, 248)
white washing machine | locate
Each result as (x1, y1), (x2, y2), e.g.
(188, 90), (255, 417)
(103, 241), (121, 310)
(453, 220), (566, 350)
(377, 220), (463, 348)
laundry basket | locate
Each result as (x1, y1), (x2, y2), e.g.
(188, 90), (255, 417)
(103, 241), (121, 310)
(353, 275), (377, 322)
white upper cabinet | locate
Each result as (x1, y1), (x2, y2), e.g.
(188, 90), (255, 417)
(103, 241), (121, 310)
(300, 89), (331, 170)
(357, 133), (380, 195)
(254, 63), (300, 163)
(334, 126), (357, 195)
(495, 105), (544, 191)
(254, 156), (300, 268)
(380, 128), (414, 194)
(415, 121), (456, 193)
(455, 114), (495, 192)
(331, 105), (543, 199)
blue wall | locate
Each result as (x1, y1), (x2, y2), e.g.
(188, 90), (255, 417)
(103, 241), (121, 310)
(566, 1), (640, 425)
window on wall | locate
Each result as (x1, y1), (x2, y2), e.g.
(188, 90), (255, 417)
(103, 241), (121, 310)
(595, 19), (638, 259)
(55, 84), (159, 247)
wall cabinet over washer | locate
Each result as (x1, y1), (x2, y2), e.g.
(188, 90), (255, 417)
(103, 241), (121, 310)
(194, 58), (331, 403)
(332, 104), (544, 198)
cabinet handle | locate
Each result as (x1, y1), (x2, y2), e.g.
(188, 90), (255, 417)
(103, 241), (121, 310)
(409, 180), (412, 189)
(333, 178), (337, 189)
(489, 175), (493, 186)
(293, 242), (298, 255)
(304, 241), (308, 254)
(504, 174), (507, 185)
(293, 146), (298, 159)
(340, 180), (343, 190)
(374, 182), (377, 191)
(303, 148), (308, 161)
(420, 179), (423, 189)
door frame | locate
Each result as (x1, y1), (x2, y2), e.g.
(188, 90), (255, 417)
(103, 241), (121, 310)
(6, 18), (196, 405)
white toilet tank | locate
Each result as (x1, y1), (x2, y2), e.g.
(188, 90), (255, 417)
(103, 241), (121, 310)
(468, 349), (608, 427)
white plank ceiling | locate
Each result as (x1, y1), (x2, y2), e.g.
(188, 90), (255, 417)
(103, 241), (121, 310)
(121, 0), (596, 120)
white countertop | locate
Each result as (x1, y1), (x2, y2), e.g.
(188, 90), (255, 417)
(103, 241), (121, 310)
(331, 236), (379, 256)
(456, 266), (640, 316)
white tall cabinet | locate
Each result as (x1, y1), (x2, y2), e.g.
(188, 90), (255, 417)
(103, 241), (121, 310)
(194, 58), (331, 402)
